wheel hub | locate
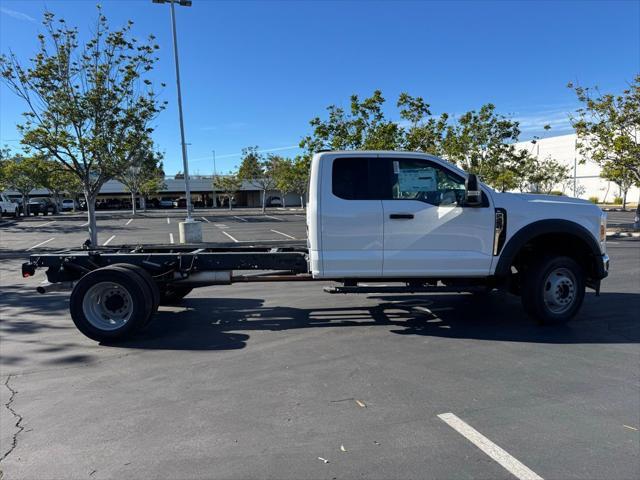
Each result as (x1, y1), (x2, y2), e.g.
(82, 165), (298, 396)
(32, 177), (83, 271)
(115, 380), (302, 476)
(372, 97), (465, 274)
(82, 282), (133, 331)
(543, 267), (576, 314)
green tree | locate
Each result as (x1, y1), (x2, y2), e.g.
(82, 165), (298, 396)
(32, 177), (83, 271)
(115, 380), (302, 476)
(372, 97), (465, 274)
(116, 142), (163, 215)
(272, 156), (293, 208)
(300, 90), (403, 154)
(528, 155), (570, 194)
(398, 93), (449, 154)
(569, 76), (640, 226)
(214, 173), (242, 210)
(0, 7), (165, 244)
(601, 164), (635, 209)
(237, 146), (277, 212)
(33, 159), (83, 209)
(138, 163), (166, 211)
(2, 156), (44, 215)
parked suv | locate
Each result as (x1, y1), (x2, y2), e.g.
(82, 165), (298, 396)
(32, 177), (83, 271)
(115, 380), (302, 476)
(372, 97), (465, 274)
(0, 193), (19, 218)
(61, 199), (77, 211)
(28, 197), (58, 216)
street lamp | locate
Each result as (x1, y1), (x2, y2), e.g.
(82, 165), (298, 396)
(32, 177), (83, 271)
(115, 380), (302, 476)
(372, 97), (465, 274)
(212, 149), (217, 208)
(153, 0), (202, 242)
(152, 0), (193, 220)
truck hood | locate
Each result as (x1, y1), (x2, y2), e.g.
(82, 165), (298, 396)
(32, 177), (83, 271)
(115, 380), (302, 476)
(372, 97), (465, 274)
(495, 192), (594, 207)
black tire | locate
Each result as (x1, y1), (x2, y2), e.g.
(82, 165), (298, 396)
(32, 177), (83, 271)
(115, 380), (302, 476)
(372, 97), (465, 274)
(159, 286), (193, 305)
(70, 266), (152, 342)
(521, 255), (585, 324)
(111, 263), (160, 313)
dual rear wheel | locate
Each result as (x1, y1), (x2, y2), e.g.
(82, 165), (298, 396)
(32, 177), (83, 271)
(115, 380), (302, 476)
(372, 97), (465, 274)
(70, 265), (191, 342)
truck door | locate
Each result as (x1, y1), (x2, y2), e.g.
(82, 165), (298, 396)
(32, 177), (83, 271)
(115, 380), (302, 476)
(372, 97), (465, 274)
(381, 157), (494, 277)
(319, 156), (385, 278)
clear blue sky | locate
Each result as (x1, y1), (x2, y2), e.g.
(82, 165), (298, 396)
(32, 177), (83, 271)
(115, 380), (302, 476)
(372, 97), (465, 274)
(1, 0), (638, 174)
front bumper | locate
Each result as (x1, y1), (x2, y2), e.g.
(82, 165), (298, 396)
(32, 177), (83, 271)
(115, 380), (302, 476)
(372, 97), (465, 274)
(600, 253), (610, 278)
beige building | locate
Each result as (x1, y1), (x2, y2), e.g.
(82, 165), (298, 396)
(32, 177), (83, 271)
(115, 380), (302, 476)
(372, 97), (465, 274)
(514, 133), (639, 203)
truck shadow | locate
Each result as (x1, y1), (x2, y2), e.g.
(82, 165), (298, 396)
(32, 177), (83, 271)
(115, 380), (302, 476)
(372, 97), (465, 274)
(115, 291), (640, 350)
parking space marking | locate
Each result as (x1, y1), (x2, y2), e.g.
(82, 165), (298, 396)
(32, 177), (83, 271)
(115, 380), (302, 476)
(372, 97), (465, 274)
(26, 220), (56, 228)
(233, 216), (248, 222)
(213, 223), (228, 228)
(294, 214), (305, 218)
(81, 221), (89, 226)
(270, 229), (296, 239)
(264, 215), (284, 221)
(222, 231), (238, 243)
(27, 237), (56, 251)
(169, 233), (174, 244)
(201, 217), (210, 223)
(125, 218), (133, 226)
(438, 413), (543, 480)
(167, 217), (170, 224)
(103, 235), (116, 246)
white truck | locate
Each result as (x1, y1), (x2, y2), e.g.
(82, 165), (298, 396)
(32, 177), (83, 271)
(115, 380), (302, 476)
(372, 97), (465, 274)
(0, 193), (19, 218)
(23, 151), (609, 342)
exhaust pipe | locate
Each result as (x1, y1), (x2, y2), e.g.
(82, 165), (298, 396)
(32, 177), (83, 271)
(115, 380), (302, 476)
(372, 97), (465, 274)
(37, 281), (75, 294)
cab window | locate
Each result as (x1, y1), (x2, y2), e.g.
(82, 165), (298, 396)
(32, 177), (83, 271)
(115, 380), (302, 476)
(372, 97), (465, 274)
(390, 159), (465, 206)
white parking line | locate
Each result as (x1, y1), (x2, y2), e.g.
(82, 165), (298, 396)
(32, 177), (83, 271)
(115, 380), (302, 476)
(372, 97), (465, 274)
(222, 231), (238, 243)
(125, 218), (133, 226)
(169, 233), (174, 244)
(270, 229), (296, 239)
(213, 223), (228, 228)
(166, 217), (170, 224)
(201, 216), (210, 223)
(294, 214), (305, 218)
(27, 237), (56, 251)
(103, 235), (116, 246)
(264, 215), (283, 221)
(80, 221), (89, 227)
(233, 216), (248, 222)
(27, 220), (56, 227)
(438, 413), (543, 480)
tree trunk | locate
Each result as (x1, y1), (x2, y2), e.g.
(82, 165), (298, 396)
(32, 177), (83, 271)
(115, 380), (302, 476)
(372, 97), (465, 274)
(85, 191), (98, 246)
(141, 196), (146, 212)
(634, 192), (640, 230)
(300, 195), (304, 209)
(261, 189), (266, 213)
(228, 195), (232, 210)
(622, 189), (627, 211)
(22, 193), (29, 216)
(131, 192), (137, 216)
(282, 193), (286, 209)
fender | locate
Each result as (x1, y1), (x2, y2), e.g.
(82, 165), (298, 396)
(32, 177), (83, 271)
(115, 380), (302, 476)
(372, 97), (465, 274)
(494, 219), (604, 278)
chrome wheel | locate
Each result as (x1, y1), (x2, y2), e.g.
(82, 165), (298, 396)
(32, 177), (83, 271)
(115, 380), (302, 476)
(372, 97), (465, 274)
(82, 281), (133, 331)
(543, 267), (577, 314)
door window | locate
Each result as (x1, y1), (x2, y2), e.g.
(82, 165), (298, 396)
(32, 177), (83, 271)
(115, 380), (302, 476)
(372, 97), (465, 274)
(391, 159), (465, 206)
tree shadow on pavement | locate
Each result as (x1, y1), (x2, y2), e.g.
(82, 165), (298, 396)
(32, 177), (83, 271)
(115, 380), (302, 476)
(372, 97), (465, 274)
(112, 290), (640, 351)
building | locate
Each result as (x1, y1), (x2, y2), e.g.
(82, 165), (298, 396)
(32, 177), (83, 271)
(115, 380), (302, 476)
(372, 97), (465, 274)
(514, 133), (639, 203)
(5, 175), (304, 208)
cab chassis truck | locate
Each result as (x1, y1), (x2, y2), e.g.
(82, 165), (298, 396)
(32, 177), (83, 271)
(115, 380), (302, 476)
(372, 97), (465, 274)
(21, 151), (610, 342)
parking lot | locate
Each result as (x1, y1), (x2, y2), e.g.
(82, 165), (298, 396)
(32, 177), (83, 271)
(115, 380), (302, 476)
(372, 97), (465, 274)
(0, 210), (639, 479)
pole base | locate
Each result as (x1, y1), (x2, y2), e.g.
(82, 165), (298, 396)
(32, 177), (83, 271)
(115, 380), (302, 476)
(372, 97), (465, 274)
(179, 220), (202, 243)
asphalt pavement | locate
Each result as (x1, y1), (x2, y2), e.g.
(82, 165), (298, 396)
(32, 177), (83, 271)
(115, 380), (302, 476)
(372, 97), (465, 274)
(0, 210), (638, 480)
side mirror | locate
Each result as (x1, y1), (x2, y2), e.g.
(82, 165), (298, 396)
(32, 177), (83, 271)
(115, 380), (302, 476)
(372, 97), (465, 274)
(464, 174), (483, 207)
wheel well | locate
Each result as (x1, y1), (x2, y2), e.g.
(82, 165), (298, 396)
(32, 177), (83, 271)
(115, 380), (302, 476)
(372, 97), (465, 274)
(510, 233), (597, 278)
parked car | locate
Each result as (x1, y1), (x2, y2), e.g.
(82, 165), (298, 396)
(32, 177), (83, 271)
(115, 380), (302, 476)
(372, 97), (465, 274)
(267, 196), (283, 207)
(172, 198), (187, 208)
(159, 198), (174, 208)
(61, 199), (78, 211)
(0, 193), (19, 218)
(28, 197), (58, 216)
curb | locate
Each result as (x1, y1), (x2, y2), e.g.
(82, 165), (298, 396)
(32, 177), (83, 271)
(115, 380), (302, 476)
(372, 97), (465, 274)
(606, 231), (640, 239)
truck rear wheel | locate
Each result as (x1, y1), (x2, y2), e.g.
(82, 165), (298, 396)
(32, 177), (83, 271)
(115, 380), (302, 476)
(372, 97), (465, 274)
(111, 263), (160, 313)
(521, 256), (585, 324)
(70, 267), (152, 342)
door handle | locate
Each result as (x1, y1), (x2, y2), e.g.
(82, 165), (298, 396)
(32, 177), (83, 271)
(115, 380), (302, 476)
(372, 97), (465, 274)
(389, 213), (414, 219)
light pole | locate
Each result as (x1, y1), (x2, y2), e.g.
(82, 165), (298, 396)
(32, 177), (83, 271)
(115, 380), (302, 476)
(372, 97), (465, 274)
(212, 149), (217, 208)
(152, 0), (193, 220)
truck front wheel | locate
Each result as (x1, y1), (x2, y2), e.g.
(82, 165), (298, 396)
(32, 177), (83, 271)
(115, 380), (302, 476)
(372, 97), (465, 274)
(521, 256), (585, 324)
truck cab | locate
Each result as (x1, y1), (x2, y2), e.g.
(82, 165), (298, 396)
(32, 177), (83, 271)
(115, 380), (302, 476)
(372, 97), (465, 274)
(307, 151), (609, 323)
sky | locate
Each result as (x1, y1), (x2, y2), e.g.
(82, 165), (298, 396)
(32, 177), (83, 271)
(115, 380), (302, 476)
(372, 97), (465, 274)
(0, 0), (638, 174)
